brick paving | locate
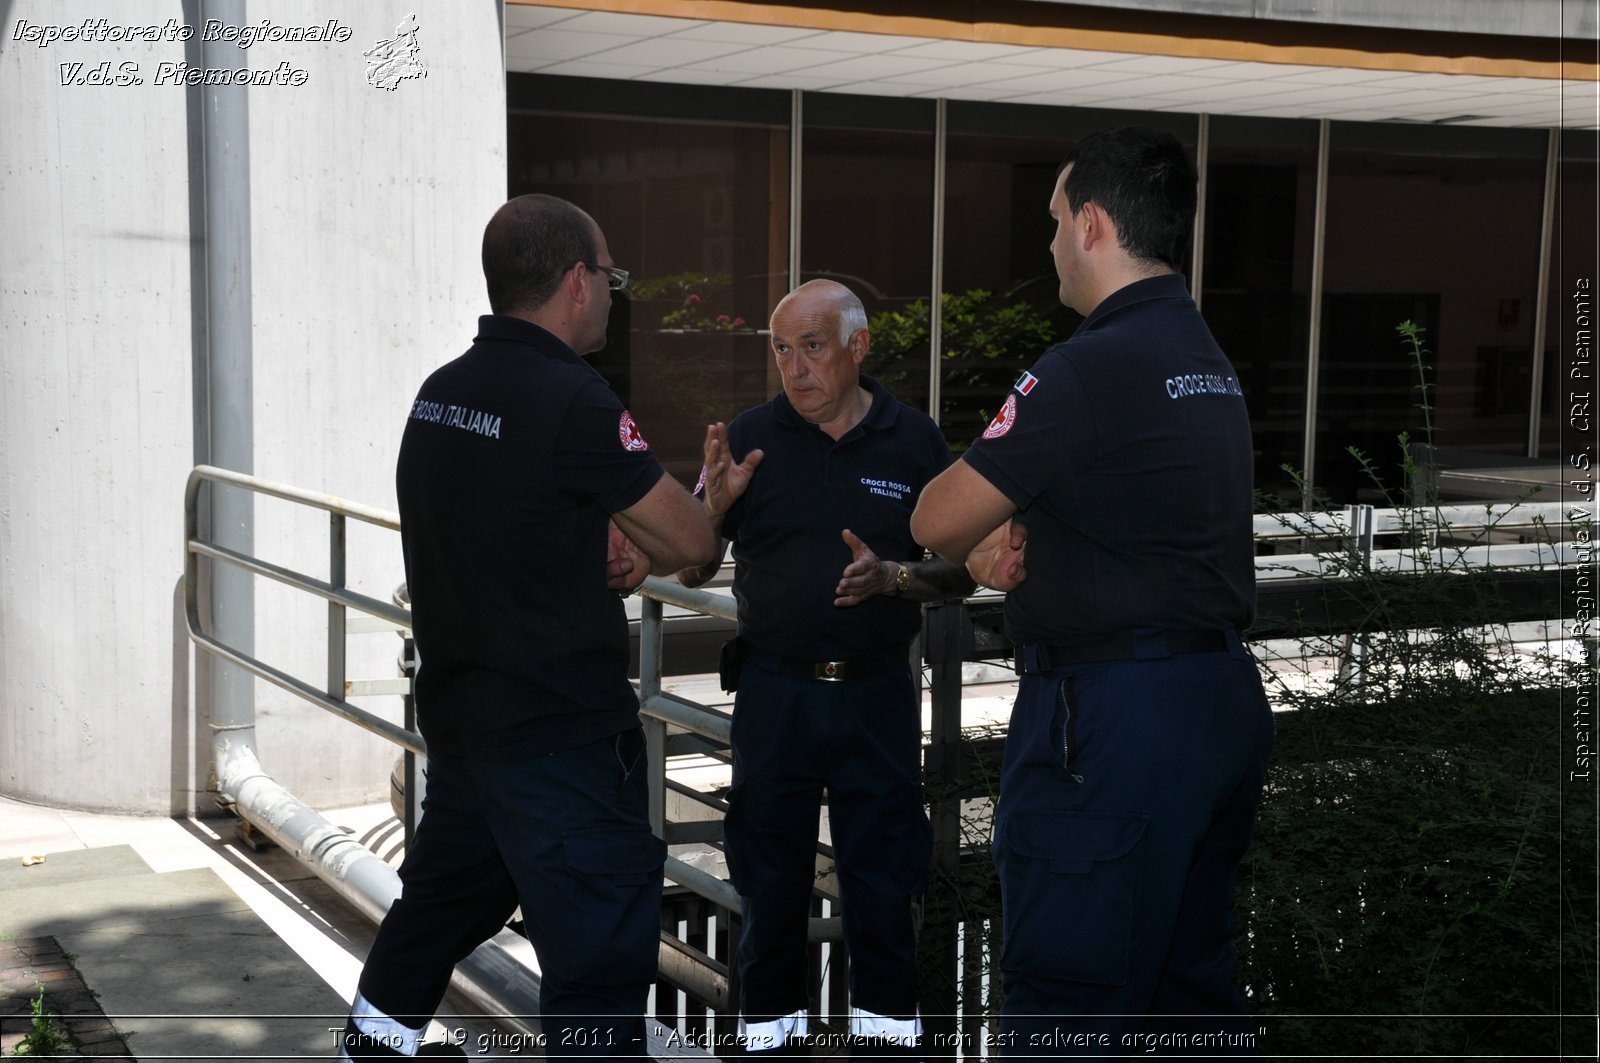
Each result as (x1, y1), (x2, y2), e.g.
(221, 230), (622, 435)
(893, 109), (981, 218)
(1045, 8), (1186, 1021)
(0, 936), (134, 1059)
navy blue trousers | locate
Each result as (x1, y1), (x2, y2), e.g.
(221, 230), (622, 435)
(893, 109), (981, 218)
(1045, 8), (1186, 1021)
(356, 728), (665, 1058)
(724, 661), (933, 1038)
(993, 634), (1273, 1057)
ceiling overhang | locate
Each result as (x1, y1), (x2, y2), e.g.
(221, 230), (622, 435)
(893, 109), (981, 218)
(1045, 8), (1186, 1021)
(506, 0), (1598, 129)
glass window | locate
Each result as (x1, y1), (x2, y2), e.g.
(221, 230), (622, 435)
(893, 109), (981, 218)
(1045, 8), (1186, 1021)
(939, 103), (1075, 449)
(938, 102), (1195, 450)
(1202, 116), (1320, 507)
(508, 75), (790, 484)
(1542, 130), (1597, 460)
(801, 93), (936, 414)
(1319, 122), (1548, 503)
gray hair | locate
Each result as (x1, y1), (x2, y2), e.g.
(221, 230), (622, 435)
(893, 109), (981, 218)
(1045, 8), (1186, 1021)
(835, 293), (868, 346)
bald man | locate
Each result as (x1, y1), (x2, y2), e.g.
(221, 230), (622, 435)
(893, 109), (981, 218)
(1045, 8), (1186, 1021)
(680, 280), (974, 1057)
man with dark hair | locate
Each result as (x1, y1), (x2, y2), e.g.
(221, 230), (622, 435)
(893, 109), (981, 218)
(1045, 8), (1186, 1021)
(480, 194), (604, 315)
(679, 279), (973, 1058)
(1052, 124), (1196, 272)
(337, 193), (714, 1060)
(913, 127), (1273, 1052)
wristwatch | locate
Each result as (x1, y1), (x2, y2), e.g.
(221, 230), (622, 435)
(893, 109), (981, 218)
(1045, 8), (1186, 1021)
(892, 563), (912, 596)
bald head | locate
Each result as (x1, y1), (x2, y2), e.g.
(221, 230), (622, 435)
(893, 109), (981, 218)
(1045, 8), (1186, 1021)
(769, 279), (874, 435)
(772, 279), (869, 347)
(482, 194), (599, 316)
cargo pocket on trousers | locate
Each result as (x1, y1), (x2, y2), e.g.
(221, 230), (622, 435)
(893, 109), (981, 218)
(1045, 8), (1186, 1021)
(562, 825), (666, 887)
(997, 811), (1147, 986)
(558, 826), (667, 985)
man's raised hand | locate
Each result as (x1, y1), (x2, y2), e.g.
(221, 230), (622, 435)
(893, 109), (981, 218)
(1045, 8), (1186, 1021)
(700, 422), (764, 518)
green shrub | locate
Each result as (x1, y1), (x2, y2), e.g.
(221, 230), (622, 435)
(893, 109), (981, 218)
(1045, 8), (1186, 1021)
(1239, 324), (1594, 1056)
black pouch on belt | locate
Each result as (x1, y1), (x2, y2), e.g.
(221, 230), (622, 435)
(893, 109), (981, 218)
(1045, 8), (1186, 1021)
(718, 638), (741, 693)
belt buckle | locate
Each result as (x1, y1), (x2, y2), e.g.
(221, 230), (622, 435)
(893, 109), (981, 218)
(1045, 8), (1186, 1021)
(815, 660), (846, 682)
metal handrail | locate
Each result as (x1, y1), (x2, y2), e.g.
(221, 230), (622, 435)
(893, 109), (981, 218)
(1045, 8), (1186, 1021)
(184, 465), (423, 754)
(184, 464), (564, 1047)
(185, 464), (1586, 1043)
(1252, 500), (1572, 541)
(189, 540), (409, 628)
(184, 465), (746, 1044)
(632, 582), (739, 918)
(639, 578), (738, 623)
(187, 463), (403, 529)
(1257, 540), (1580, 579)
(629, 494), (1586, 917)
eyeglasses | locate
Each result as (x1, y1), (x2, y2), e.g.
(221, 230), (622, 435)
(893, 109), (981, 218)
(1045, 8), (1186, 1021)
(583, 262), (630, 291)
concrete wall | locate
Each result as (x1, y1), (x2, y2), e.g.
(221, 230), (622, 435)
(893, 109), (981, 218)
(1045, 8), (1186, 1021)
(0, 0), (507, 813)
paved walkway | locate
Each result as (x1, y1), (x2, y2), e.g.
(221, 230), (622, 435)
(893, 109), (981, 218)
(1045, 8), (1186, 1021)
(0, 795), (504, 1061)
(0, 673), (1021, 1060)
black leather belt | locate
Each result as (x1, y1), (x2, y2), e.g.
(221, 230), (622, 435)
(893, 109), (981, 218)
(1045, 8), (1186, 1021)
(1014, 630), (1235, 675)
(741, 641), (910, 683)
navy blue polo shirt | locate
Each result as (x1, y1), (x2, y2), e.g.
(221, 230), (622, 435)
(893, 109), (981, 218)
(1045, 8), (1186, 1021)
(396, 315), (664, 757)
(710, 377), (953, 661)
(963, 274), (1256, 645)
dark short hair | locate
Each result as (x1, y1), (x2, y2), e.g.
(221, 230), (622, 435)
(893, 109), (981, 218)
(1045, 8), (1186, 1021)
(1059, 127), (1197, 272)
(481, 194), (598, 315)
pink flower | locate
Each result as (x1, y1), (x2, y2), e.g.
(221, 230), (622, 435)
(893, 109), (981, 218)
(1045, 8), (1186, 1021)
(685, 293), (702, 306)
(715, 314), (730, 324)
(732, 317), (746, 328)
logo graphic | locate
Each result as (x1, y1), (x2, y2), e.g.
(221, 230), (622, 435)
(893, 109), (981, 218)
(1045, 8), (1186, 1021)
(694, 465), (707, 495)
(1014, 370), (1039, 396)
(619, 411), (649, 452)
(982, 394), (1018, 439)
(365, 13), (426, 91)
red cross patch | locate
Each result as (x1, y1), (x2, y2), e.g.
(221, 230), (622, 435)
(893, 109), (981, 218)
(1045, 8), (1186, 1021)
(982, 394), (1018, 439)
(619, 411), (649, 452)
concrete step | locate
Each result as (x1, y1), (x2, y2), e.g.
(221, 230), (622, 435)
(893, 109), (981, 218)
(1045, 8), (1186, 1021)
(0, 844), (153, 892)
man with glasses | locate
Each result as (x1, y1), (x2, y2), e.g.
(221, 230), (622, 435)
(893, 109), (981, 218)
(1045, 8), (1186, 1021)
(338, 194), (713, 1060)
(679, 279), (974, 1059)
(588, 262), (630, 291)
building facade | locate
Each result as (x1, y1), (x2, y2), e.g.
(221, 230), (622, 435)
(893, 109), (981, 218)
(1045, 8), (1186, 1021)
(505, 0), (1598, 505)
(1, 0), (1594, 812)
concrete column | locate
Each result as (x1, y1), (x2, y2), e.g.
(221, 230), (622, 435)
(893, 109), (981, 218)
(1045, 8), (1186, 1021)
(0, 0), (506, 812)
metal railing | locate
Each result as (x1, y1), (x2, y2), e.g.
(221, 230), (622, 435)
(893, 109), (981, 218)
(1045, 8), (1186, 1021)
(185, 463), (1589, 1058)
(631, 495), (1592, 1052)
(184, 466), (543, 1047)
(632, 580), (739, 1023)
(628, 577), (857, 1036)
(185, 464), (419, 753)
(910, 499), (1589, 1057)
(181, 464), (823, 1053)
